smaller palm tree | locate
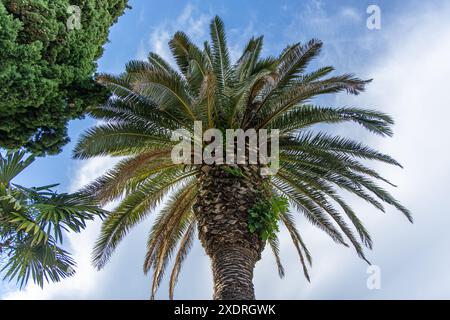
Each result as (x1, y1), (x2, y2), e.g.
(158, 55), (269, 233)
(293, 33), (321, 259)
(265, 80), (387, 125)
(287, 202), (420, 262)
(0, 151), (106, 288)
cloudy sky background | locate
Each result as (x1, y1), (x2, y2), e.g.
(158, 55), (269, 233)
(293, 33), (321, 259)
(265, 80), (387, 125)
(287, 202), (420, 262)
(2, 0), (450, 299)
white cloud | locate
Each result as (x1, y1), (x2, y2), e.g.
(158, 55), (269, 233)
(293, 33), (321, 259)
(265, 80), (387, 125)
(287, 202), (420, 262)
(136, 2), (254, 66)
(136, 3), (211, 63)
(254, 2), (450, 299)
(340, 7), (361, 21)
(69, 157), (119, 193)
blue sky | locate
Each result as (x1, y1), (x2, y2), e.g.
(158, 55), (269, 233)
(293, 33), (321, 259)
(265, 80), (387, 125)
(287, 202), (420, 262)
(3, 0), (450, 299)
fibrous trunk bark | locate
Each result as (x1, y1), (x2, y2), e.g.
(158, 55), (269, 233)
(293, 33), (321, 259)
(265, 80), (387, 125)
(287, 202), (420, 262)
(193, 165), (265, 300)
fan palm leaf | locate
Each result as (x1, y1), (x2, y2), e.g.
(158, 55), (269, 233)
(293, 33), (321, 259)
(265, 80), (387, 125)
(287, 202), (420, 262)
(0, 151), (105, 288)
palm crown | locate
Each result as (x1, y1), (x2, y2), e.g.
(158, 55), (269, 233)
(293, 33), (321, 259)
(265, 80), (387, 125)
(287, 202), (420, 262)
(74, 16), (410, 299)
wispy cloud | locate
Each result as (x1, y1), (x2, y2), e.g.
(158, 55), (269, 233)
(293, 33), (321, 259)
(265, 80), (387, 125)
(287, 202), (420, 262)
(340, 7), (362, 22)
(136, 2), (256, 66)
(136, 3), (211, 62)
(255, 1), (450, 299)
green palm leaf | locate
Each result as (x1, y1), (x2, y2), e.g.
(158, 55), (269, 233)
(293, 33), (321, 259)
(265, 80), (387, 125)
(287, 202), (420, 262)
(1, 151), (104, 288)
(92, 168), (197, 270)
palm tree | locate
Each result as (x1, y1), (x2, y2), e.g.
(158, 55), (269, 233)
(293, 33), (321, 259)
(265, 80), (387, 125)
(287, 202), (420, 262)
(74, 16), (411, 300)
(0, 151), (106, 288)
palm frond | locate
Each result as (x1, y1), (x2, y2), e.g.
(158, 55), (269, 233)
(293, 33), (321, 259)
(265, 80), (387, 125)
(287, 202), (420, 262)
(1, 237), (75, 289)
(169, 31), (207, 82)
(0, 151), (34, 185)
(254, 40), (323, 109)
(169, 219), (196, 300)
(271, 177), (348, 247)
(1, 152), (105, 288)
(277, 171), (370, 263)
(236, 36), (264, 81)
(148, 52), (178, 75)
(92, 169), (198, 270)
(73, 122), (173, 159)
(270, 105), (394, 136)
(257, 75), (371, 128)
(281, 132), (402, 167)
(267, 234), (285, 278)
(279, 211), (311, 281)
(143, 182), (197, 299)
(81, 150), (173, 205)
(279, 152), (387, 211)
(130, 67), (197, 121)
(210, 16), (231, 95)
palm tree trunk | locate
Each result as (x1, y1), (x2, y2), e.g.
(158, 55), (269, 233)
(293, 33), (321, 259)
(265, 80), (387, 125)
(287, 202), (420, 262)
(194, 165), (265, 300)
(211, 246), (259, 299)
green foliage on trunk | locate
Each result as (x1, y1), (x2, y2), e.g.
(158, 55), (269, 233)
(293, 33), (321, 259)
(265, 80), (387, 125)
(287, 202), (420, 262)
(222, 166), (246, 178)
(0, 0), (128, 155)
(248, 194), (288, 241)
